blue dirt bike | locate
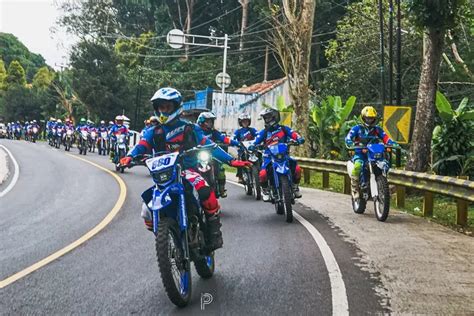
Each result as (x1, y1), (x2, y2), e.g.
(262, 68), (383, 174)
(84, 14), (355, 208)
(262, 141), (300, 223)
(131, 145), (217, 307)
(347, 140), (395, 222)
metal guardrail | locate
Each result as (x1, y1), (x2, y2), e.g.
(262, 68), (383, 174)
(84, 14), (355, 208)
(295, 157), (474, 226)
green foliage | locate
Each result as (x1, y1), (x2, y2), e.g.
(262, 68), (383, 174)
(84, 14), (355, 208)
(32, 66), (55, 90)
(0, 60), (6, 90)
(406, 0), (467, 30)
(432, 92), (474, 177)
(2, 85), (42, 121)
(70, 41), (133, 121)
(309, 95), (357, 159)
(6, 60), (27, 87)
(321, 0), (422, 105)
(0, 33), (47, 81)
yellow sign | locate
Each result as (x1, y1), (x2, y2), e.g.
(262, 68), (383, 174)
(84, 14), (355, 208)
(280, 111), (292, 126)
(383, 106), (412, 144)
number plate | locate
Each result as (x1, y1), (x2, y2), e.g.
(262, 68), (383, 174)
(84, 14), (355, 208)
(146, 153), (179, 172)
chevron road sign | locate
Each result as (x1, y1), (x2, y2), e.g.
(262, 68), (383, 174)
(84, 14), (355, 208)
(383, 106), (412, 144)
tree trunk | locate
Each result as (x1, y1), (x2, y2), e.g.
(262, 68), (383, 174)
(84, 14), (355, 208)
(406, 28), (445, 172)
(239, 0), (250, 52)
(292, 0), (315, 157)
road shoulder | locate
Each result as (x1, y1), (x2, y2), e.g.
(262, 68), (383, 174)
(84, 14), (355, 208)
(226, 171), (474, 314)
(0, 144), (10, 186)
(297, 186), (474, 315)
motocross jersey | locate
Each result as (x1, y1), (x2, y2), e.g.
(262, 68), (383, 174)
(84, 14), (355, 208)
(198, 126), (239, 147)
(109, 124), (129, 137)
(233, 127), (257, 142)
(98, 126), (108, 133)
(345, 125), (393, 154)
(253, 124), (301, 153)
(130, 118), (234, 169)
(76, 124), (89, 133)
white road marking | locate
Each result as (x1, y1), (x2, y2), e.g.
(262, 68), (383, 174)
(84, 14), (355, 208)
(228, 179), (349, 315)
(0, 145), (20, 197)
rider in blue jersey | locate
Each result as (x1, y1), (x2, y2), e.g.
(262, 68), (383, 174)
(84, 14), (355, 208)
(120, 87), (251, 252)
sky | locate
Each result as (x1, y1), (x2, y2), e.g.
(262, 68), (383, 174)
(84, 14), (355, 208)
(0, 0), (77, 69)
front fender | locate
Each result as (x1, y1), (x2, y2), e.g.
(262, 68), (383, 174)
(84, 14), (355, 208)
(272, 159), (290, 175)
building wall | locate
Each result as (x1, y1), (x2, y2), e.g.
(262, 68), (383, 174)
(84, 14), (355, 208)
(212, 80), (291, 135)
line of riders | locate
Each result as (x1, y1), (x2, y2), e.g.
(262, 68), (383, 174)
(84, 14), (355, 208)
(5, 120), (41, 142)
(5, 86), (399, 307)
(43, 116), (136, 159)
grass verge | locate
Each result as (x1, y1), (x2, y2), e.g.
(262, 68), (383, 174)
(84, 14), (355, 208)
(298, 170), (473, 235)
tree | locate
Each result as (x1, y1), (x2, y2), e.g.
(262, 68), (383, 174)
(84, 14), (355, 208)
(32, 66), (55, 90)
(70, 41), (133, 121)
(321, 0), (422, 106)
(0, 33), (47, 81)
(405, 0), (467, 172)
(6, 60), (26, 87)
(0, 60), (7, 90)
(270, 0), (316, 156)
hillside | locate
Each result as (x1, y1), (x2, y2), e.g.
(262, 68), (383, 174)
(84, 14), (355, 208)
(0, 32), (47, 81)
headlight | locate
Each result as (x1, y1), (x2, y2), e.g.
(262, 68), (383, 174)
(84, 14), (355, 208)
(198, 151), (211, 163)
(153, 169), (174, 184)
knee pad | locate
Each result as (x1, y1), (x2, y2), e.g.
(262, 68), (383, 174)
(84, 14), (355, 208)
(352, 160), (363, 177)
(201, 190), (219, 214)
(294, 165), (302, 183)
(259, 169), (267, 184)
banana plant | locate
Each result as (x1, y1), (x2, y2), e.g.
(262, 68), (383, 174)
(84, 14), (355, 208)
(309, 95), (356, 159)
(432, 92), (474, 177)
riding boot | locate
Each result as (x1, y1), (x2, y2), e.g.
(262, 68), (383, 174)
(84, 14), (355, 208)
(350, 175), (360, 199)
(205, 212), (223, 253)
(262, 186), (271, 202)
(293, 184), (302, 198)
(218, 180), (227, 198)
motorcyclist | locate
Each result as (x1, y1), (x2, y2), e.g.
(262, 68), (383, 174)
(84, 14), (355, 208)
(196, 111), (242, 198)
(345, 106), (397, 199)
(233, 113), (258, 183)
(109, 115), (129, 162)
(76, 118), (88, 132)
(119, 87), (251, 252)
(98, 120), (108, 133)
(251, 108), (305, 202)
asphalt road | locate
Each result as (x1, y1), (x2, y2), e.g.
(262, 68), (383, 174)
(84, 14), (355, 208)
(0, 139), (386, 315)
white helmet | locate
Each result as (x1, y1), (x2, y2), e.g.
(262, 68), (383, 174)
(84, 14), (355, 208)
(57, 119), (62, 123)
(238, 113), (251, 126)
(150, 87), (183, 125)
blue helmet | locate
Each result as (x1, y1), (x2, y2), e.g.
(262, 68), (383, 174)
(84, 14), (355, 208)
(150, 87), (183, 125)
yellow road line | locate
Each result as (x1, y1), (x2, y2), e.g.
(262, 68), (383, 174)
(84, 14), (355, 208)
(0, 154), (127, 289)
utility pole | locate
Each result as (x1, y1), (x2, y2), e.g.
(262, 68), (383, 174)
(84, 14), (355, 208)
(167, 29), (230, 129)
(378, 0), (386, 108)
(395, 0), (402, 107)
(395, 0), (402, 167)
(388, 0), (394, 104)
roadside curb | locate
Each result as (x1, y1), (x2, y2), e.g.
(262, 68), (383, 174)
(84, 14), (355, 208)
(0, 145), (10, 186)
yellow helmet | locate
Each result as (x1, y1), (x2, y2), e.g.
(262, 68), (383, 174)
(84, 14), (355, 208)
(361, 106), (378, 127)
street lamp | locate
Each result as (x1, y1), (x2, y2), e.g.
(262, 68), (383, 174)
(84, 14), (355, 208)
(167, 29), (230, 125)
